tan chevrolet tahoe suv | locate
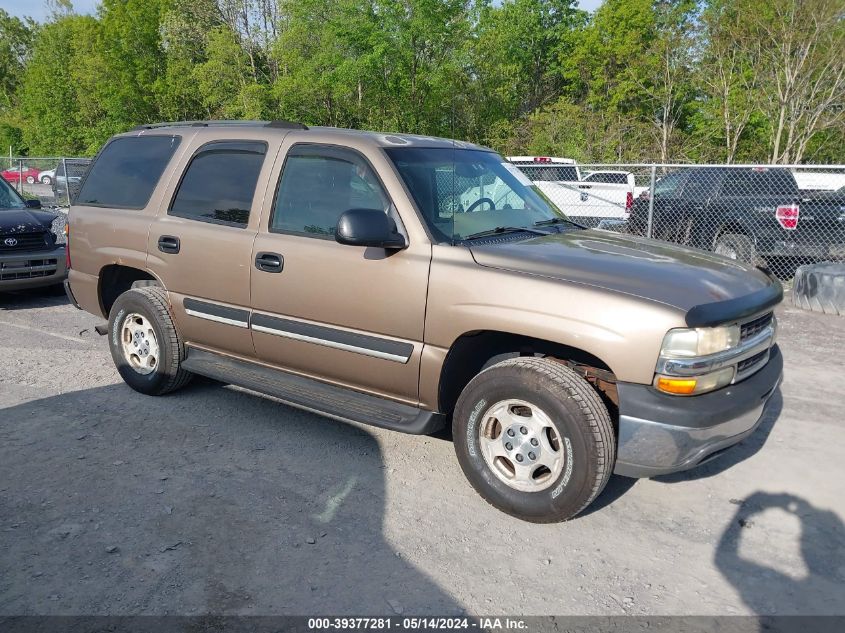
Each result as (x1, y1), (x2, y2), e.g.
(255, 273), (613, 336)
(66, 121), (783, 522)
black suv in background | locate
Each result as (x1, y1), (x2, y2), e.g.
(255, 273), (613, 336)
(629, 167), (845, 277)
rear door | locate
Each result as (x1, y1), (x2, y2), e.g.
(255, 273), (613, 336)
(146, 133), (282, 358)
(249, 141), (430, 404)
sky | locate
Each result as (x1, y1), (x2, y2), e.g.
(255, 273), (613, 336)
(3, 0), (605, 23)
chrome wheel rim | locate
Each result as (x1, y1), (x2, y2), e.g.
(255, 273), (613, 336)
(120, 313), (159, 375)
(477, 399), (565, 492)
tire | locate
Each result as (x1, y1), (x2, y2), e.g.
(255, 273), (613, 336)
(107, 286), (192, 396)
(41, 176), (52, 185)
(25, 175), (35, 184)
(452, 357), (615, 523)
(792, 262), (845, 316)
(714, 233), (757, 265)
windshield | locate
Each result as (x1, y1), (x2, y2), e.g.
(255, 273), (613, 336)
(0, 176), (26, 210)
(385, 147), (570, 242)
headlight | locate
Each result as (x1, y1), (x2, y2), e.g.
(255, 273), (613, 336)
(660, 325), (740, 358)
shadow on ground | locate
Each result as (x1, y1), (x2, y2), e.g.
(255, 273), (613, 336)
(0, 286), (68, 311)
(715, 491), (845, 615)
(0, 381), (462, 615)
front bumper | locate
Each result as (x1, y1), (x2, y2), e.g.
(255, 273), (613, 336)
(614, 345), (783, 478)
(0, 245), (66, 290)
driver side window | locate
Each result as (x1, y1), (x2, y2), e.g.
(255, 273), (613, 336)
(270, 145), (391, 238)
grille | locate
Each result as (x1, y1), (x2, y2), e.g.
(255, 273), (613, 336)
(737, 350), (768, 374)
(0, 232), (51, 252)
(741, 312), (773, 341)
(0, 258), (58, 280)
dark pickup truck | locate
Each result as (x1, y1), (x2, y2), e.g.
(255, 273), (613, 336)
(629, 167), (845, 274)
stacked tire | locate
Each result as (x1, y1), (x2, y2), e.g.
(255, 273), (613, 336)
(792, 263), (845, 317)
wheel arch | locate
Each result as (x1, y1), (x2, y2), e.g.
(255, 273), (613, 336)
(437, 330), (618, 418)
(98, 264), (162, 317)
(712, 220), (749, 248)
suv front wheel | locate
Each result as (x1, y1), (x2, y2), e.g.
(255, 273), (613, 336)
(107, 286), (192, 396)
(453, 357), (615, 523)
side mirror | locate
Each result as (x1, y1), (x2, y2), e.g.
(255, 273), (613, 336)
(25, 199), (42, 209)
(335, 209), (407, 250)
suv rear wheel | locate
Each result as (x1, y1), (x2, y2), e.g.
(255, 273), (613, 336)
(453, 357), (615, 523)
(107, 286), (192, 396)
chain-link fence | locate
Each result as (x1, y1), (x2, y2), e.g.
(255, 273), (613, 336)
(3, 157), (92, 208)
(514, 161), (845, 279)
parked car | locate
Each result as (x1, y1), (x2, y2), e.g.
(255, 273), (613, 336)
(629, 166), (845, 272)
(38, 169), (55, 185)
(67, 121), (782, 522)
(2, 165), (41, 185)
(52, 159), (92, 203)
(508, 157), (634, 225)
(0, 176), (67, 292)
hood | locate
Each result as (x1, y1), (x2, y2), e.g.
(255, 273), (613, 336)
(469, 229), (776, 315)
(0, 208), (57, 234)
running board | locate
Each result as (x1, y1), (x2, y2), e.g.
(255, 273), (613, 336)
(182, 347), (444, 435)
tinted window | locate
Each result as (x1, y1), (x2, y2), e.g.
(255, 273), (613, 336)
(516, 165), (579, 182)
(720, 168), (798, 197)
(77, 136), (180, 208)
(271, 146), (390, 237)
(169, 141), (266, 227)
(653, 171), (688, 196)
(584, 172), (627, 184)
(681, 170), (722, 198)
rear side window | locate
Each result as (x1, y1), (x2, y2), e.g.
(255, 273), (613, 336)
(681, 170), (722, 198)
(76, 136), (181, 208)
(720, 168), (798, 197)
(169, 141), (267, 228)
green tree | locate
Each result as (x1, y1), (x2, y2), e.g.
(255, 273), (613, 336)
(17, 14), (106, 154)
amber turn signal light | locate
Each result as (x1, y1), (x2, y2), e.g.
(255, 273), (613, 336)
(655, 376), (697, 395)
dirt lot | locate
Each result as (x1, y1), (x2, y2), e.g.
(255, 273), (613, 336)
(1, 289), (844, 616)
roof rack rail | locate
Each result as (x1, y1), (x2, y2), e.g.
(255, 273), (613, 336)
(130, 120), (308, 132)
(266, 120), (309, 130)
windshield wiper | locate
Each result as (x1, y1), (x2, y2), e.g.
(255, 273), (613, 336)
(462, 226), (549, 241)
(533, 217), (581, 228)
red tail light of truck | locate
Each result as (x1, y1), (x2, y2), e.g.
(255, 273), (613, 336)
(776, 204), (800, 230)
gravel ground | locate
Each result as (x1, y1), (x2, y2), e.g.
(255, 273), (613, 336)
(1, 290), (844, 616)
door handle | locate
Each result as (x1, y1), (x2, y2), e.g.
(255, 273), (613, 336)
(255, 252), (283, 273)
(158, 235), (180, 254)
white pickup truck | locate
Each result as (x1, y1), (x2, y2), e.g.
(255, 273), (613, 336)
(507, 157), (638, 226)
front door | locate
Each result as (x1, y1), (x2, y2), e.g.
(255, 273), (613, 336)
(250, 143), (431, 404)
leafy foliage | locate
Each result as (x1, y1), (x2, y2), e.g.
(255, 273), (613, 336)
(1, 0), (843, 163)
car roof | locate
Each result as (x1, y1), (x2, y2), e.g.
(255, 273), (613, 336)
(121, 120), (491, 151)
